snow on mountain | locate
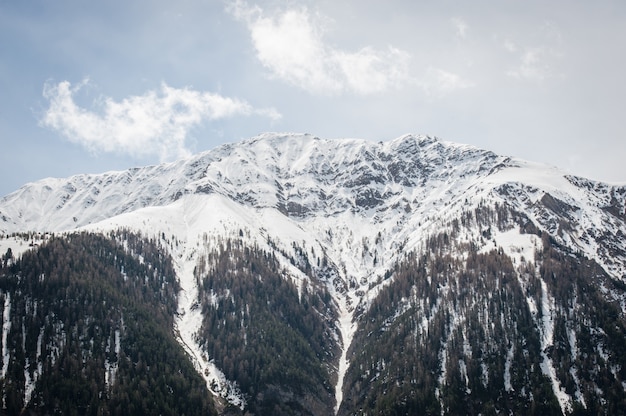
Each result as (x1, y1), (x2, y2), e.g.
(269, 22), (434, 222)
(1, 132), (625, 412)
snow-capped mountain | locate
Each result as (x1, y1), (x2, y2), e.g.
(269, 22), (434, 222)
(4, 133), (623, 277)
(1, 132), (625, 415)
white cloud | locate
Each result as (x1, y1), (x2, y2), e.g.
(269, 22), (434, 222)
(421, 68), (474, 96)
(503, 39), (517, 53)
(228, 1), (413, 95)
(40, 79), (281, 161)
(506, 46), (559, 81)
(451, 17), (468, 39)
(505, 22), (564, 81)
(335, 46), (412, 95)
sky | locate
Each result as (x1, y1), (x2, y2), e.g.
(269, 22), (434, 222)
(1, 0), (625, 197)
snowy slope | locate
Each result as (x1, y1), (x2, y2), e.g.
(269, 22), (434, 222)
(3, 134), (623, 273)
(1, 132), (625, 413)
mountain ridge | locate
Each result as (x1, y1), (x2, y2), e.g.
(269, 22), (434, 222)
(7, 132), (596, 306)
(1, 132), (626, 414)
(0, 133), (534, 232)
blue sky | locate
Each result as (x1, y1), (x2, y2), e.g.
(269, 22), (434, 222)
(1, 0), (625, 196)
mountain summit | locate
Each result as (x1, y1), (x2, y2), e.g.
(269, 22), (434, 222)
(1, 133), (625, 415)
(2, 132), (624, 283)
(1, 133), (504, 231)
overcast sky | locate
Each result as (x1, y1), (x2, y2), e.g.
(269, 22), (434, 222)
(1, 0), (625, 196)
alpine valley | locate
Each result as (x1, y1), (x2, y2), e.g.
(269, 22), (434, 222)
(0, 133), (625, 415)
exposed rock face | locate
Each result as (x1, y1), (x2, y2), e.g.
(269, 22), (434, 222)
(1, 133), (625, 415)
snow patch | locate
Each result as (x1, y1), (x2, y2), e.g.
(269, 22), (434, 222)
(334, 297), (356, 414)
(172, 198), (246, 410)
(1, 293), (10, 380)
(504, 343), (515, 392)
(479, 227), (540, 265)
(537, 279), (572, 415)
(24, 326), (45, 406)
(0, 234), (49, 262)
(105, 326), (122, 390)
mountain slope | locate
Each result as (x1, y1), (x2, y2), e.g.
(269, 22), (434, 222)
(1, 132), (625, 414)
(0, 231), (217, 415)
(2, 133), (624, 281)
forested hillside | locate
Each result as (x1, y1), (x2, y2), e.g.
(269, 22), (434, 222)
(1, 220), (626, 415)
(0, 232), (216, 415)
(340, 206), (626, 415)
(194, 235), (339, 415)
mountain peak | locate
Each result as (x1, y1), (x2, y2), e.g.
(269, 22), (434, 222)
(0, 133), (595, 234)
(1, 132), (626, 415)
(1, 132), (624, 283)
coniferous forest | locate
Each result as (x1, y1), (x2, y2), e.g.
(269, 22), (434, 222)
(1, 217), (626, 415)
(195, 235), (339, 415)
(0, 232), (216, 416)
